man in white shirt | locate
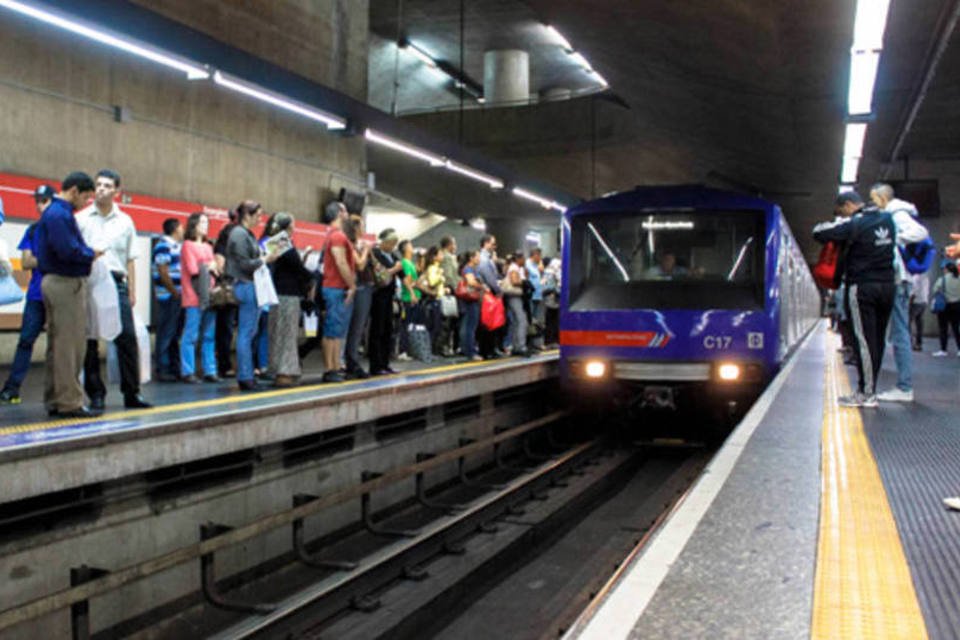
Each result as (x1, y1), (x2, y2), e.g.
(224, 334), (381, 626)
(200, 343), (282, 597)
(78, 169), (151, 410)
(869, 183), (929, 403)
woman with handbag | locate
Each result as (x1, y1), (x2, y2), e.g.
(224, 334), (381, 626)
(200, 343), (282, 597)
(225, 202), (280, 391)
(457, 250), (484, 361)
(179, 213), (220, 383)
(502, 252), (530, 357)
(931, 260), (960, 356)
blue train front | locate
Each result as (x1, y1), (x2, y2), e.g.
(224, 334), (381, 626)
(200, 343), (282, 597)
(560, 185), (819, 421)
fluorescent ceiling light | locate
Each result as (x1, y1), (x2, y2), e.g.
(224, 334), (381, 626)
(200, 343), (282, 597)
(568, 51), (592, 71)
(213, 72), (345, 129)
(843, 122), (868, 157)
(402, 41), (438, 68)
(513, 187), (554, 209)
(0, 0), (209, 79)
(852, 0), (891, 50)
(365, 129), (444, 166)
(589, 70), (609, 87)
(444, 160), (504, 189)
(477, 97), (486, 104)
(839, 184), (857, 194)
(545, 25), (573, 51)
(848, 50), (880, 115)
(470, 217), (486, 231)
(841, 156), (860, 183)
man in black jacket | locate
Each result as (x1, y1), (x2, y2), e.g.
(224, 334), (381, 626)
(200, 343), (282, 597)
(813, 197), (897, 407)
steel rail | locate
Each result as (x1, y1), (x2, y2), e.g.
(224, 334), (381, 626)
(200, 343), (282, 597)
(0, 409), (569, 631)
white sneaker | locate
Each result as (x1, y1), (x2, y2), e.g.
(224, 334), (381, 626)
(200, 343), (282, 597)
(932, 350), (948, 357)
(396, 352), (412, 362)
(862, 394), (879, 408)
(943, 497), (960, 511)
(838, 392), (866, 407)
(876, 388), (914, 402)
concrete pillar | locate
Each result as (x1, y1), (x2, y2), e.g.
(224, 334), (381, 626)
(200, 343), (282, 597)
(483, 50), (530, 105)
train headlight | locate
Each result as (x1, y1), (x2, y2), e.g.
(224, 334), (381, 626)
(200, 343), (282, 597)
(717, 363), (741, 381)
(584, 360), (607, 379)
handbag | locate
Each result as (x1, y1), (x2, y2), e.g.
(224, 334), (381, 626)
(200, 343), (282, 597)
(407, 324), (433, 362)
(440, 294), (459, 318)
(931, 290), (947, 314)
(210, 277), (237, 307)
(0, 273), (24, 306)
(481, 292), (506, 330)
(455, 278), (482, 302)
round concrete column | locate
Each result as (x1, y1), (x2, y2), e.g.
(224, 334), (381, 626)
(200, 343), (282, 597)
(483, 49), (530, 105)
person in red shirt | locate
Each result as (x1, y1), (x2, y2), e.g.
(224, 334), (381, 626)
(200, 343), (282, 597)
(321, 202), (356, 382)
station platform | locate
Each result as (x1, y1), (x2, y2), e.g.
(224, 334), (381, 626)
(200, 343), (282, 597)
(0, 352), (558, 504)
(567, 323), (960, 640)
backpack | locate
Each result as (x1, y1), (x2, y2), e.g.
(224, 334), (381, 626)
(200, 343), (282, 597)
(898, 236), (935, 275)
(813, 242), (842, 289)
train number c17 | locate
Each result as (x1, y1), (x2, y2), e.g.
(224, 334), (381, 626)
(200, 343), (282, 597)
(703, 335), (732, 350)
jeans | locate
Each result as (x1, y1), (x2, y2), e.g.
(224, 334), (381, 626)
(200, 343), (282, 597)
(345, 285), (373, 371)
(155, 296), (181, 376)
(254, 309), (270, 372)
(888, 281), (912, 391)
(234, 281), (259, 383)
(506, 295), (527, 353)
(85, 278), (140, 400)
(459, 299), (480, 358)
(530, 299), (545, 348)
(3, 298), (45, 393)
(180, 306), (216, 377)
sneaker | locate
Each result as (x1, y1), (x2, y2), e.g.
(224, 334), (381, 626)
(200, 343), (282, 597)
(0, 389), (21, 405)
(933, 350), (948, 357)
(944, 497), (960, 511)
(862, 394), (879, 408)
(876, 388), (914, 403)
(838, 392), (867, 407)
(396, 352), (412, 362)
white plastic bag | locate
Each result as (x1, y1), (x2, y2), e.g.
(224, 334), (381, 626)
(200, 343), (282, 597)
(303, 310), (319, 338)
(106, 318), (152, 384)
(440, 294), (458, 318)
(87, 260), (121, 341)
(253, 264), (279, 308)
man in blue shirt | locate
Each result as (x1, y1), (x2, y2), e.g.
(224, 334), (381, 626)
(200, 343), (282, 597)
(34, 172), (100, 418)
(0, 185), (55, 404)
(525, 248), (545, 351)
(152, 218), (183, 382)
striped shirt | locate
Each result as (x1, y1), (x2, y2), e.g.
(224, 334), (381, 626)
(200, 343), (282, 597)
(152, 235), (181, 301)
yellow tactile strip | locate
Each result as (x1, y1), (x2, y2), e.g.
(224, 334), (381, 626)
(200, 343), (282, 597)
(811, 342), (928, 639)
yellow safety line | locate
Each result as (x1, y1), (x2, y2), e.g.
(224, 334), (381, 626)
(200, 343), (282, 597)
(811, 339), (928, 639)
(0, 351), (558, 438)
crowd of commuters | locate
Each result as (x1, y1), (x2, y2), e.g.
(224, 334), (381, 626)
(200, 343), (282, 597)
(0, 170), (560, 413)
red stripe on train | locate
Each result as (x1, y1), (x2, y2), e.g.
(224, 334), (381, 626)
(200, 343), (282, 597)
(560, 330), (670, 348)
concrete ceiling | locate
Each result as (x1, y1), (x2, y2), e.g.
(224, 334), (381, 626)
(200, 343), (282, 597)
(368, 0), (960, 258)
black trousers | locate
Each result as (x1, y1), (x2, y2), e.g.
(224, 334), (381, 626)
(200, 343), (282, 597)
(908, 302), (926, 348)
(367, 288), (395, 372)
(937, 302), (960, 351)
(85, 278), (139, 400)
(216, 304), (237, 375)
(846, 281), (895, 395)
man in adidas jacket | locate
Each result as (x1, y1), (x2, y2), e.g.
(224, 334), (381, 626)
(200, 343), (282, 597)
(813, 200), (897, 407)
(869, 183), (929, 403)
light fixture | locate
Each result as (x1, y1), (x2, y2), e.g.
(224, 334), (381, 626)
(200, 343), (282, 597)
(589, 70), (609, 87)
(513, 187), (554, 209)
(839, 184), (857, 194)
(444, 160), (504, 189)
(584, 361), (607, 379)
(401, 40), (438, 68)
(364, 129), (445, 166)
(852, 0), (891, 50)
(545, 25), (573, 52)
(841, 156), (860, 184)
(213, 71), (346, 130)
(0, 0), (209, 79)
(642, 220), (695, 230)
(717, 363), (741, 381)
(848, 50), (880, 115)
(469, 217), (486, 231)
(568, 51), (592, 71)
(843, 122), (868, 157)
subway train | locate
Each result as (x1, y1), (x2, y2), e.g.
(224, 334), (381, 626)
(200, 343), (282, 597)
(559, 185), (819, 423)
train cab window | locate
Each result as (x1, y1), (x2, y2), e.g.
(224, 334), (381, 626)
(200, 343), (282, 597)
(569, 210), (766, 310)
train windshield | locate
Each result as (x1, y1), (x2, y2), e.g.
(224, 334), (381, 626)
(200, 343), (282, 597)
(568, 209), (766, 310)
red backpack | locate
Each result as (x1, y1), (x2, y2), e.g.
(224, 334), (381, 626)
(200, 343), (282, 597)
(813, 241), (842, 289)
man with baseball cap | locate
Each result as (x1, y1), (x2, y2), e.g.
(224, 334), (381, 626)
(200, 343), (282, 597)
(0, 185), (56, 404)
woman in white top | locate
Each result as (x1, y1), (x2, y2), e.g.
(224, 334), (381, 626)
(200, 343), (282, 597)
(503, 252), (529, 357)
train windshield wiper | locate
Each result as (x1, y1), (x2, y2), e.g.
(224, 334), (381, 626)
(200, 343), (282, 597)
(726, 236), (754, 281)
(587, 223), (630, 282)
